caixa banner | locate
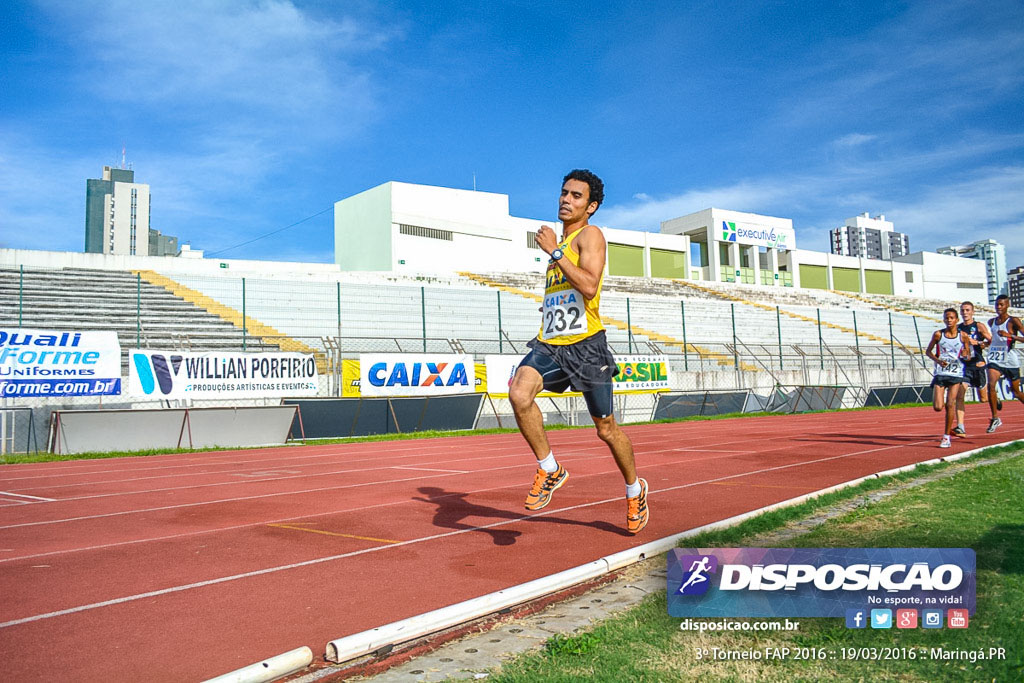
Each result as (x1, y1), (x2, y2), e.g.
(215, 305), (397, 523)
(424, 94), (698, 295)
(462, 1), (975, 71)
(667, 548), (975, 618)
(360, 354), (475, 397)
(0, 329), (122, 397)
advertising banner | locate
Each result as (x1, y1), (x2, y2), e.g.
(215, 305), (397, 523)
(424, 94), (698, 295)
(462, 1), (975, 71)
(0, 329), (122, 397)
(667, 548), (976, 618)
(485, 354), (670, 396)
(614, 355), (670, 392)
(359, 354), (476, 397)
(129, 350), (318, 399)
(721, 220), (795, 251)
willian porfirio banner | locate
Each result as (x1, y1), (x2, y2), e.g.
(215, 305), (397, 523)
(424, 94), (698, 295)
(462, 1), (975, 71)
(129, 350), (318, 399)
(668, 548), (975, 618)
(484, 354), (670, 396)
(359, 354), (476, 397)
(0, 328), (122, 397)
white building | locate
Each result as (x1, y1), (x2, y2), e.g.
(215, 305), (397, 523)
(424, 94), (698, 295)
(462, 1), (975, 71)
(332, 181), (986, 300)
(936, 239), (1006, 304)
(830, 213), (910, 260)
(661, 208), (797, 286)
(333, 181), (692, 278)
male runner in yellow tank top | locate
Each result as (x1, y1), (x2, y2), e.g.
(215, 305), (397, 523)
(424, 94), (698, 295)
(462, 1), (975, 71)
(508, 169), (648, 534)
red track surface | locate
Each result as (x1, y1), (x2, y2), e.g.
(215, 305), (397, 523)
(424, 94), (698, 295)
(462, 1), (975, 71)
(0, 404), (1020, 681)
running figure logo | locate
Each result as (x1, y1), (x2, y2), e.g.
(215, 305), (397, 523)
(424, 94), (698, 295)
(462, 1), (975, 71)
(675, 554), (718, 595)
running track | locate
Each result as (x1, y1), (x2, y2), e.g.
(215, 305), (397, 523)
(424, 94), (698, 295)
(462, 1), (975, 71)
(0, 404), (1019, 681)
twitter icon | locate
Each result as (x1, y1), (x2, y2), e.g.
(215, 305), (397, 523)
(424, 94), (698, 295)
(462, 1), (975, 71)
(871, 609), (892, 629)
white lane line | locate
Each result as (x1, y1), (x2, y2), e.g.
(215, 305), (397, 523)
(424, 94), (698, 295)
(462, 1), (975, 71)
(0, 491), (55, 502)
(0, 440), (859, 562)
(0, 432), (966, 627)
(0, 448), (780, 562)
(392, 466), (469, 473)
(0, 408), (927, 484)
(0, 420), (896, 497)
(0, 420), (985, 532)
(0, 435), (524, 482)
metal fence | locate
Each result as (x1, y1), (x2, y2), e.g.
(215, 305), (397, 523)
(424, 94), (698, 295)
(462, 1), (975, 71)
(0, 264), (983, 452)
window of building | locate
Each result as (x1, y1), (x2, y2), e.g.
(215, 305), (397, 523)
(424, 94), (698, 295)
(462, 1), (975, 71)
(526, 232), (540, 249)
(905, 272), (914, 283)
(398, 224), (453, 241)
(957, 282), (984, 289)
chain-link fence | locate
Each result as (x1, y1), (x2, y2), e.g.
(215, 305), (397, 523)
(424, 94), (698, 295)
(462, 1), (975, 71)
(1, 264), (1002, 452)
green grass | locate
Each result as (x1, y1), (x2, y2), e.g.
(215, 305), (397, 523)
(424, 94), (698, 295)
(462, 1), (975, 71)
(486, 449), (1024, 682)
(0, 401), (933, 465)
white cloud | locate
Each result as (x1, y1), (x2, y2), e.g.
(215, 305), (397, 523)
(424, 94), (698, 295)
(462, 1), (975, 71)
(833, 133), (876, 148)
(42, 0), (391, 147)
(596, 164), (1024, 268)
(886, 167), (1024, 260)
(600, 179), (818, 230)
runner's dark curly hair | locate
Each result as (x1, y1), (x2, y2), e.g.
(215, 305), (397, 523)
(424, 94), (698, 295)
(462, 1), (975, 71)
(563, 169), (604, 214)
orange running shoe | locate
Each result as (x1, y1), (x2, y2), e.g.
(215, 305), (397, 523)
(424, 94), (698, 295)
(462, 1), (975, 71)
(524, 465), (568, 511)
(626, 478), (649, 534)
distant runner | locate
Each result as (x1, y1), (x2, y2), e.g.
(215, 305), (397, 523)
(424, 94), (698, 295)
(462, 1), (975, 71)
(926, 308), (969, 448)
(985, 294), (1024, 433)
(954, 301), (991, 436)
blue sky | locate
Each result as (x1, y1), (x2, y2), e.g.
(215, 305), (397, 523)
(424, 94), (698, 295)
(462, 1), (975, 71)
(1, 0), (1022, 269)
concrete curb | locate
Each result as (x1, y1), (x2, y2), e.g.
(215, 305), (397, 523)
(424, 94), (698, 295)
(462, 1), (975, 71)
(203, 646), (313, 683)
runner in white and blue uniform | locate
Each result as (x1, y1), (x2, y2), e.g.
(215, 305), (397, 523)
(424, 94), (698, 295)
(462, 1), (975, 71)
(985, 294), (1024, 433)
(954, 301), (992, 436)
(926, 308), (969, 448)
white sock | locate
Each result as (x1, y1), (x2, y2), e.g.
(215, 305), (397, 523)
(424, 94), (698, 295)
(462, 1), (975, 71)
(626, 479), (642, 498)
(538, 452), (558, 473)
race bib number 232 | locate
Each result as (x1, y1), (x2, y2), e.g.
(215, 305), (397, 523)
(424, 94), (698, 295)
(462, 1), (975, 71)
(543, 288), (588, 339)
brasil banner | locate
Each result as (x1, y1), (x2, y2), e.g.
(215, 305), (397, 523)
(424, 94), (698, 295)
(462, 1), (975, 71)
(485, 354), (670, 396)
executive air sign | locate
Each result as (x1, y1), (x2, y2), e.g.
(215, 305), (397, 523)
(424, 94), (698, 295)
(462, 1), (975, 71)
(667, 548), (975, 618)
(0, 329), (122, 397)
(721, 220), (794, 250)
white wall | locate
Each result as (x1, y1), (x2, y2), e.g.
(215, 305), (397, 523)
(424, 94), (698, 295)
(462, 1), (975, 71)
(0, 247), (340, 277)
(893, 252), (988, 302)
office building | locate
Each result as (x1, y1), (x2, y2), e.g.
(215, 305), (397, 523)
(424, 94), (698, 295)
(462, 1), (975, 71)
(1008, 266), (1024, 307)
(830, 213), (909, 260)
(936, 239), (1006, 304)
(85, 165), (178, 257)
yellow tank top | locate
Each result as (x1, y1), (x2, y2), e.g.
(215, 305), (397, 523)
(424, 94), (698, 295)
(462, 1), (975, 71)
(538, 226), (605, 345)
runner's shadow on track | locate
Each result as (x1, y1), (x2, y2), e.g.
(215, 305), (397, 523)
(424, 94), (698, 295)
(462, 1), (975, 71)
(413, 487), (630, 545)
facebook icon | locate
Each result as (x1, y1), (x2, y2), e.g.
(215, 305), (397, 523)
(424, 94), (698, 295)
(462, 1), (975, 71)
(845, 608), (867, 629)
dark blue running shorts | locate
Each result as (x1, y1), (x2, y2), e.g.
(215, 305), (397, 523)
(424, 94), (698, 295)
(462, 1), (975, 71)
(518, 349), (614, 419)
(988, 363), (1021, 383)
(962, 362), (987, 389)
